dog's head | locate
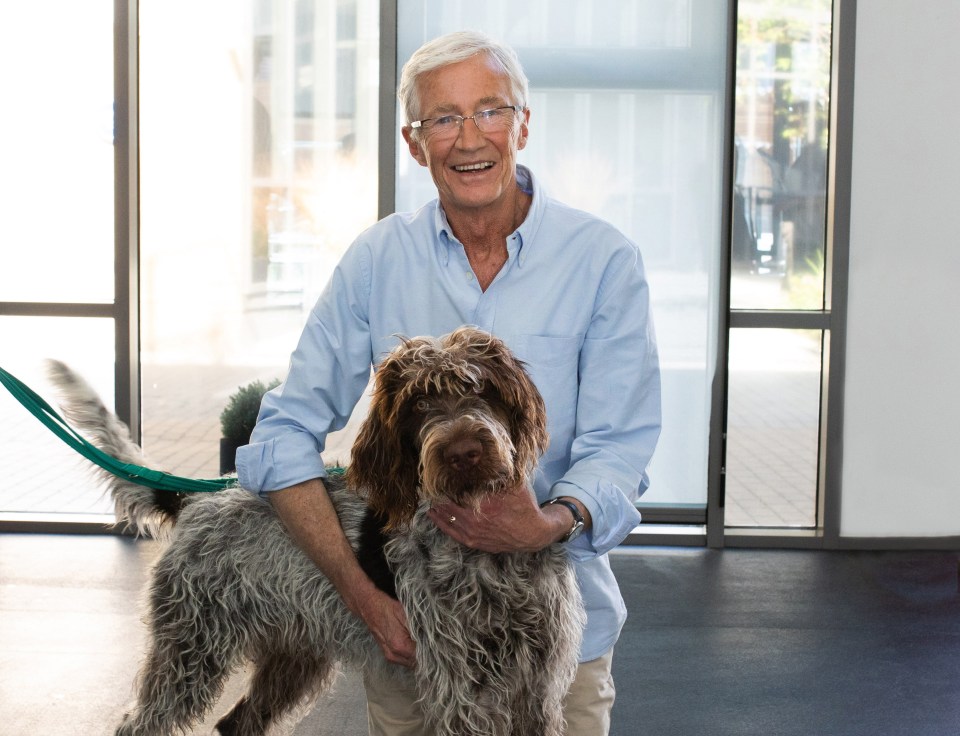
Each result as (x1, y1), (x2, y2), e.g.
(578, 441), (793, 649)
(347, 327), (549, 530)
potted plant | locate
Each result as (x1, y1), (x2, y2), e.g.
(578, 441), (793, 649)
(219, 378), (280, 475)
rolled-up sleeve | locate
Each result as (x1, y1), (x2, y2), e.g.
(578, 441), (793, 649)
(236, 242), (374, 494)
(550, 242), (661, 560)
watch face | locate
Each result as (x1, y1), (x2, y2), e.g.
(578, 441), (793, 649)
(565, 521), (584, 543)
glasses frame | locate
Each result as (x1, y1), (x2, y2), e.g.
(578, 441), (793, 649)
(409, 105), (524, 138)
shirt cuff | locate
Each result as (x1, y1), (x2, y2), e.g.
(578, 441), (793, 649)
(548, 478), (641, 560)
(236, 433), (329, 496)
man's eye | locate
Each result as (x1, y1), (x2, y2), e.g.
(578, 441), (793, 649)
(476, 109), (499, 121)
(433, 115), (458, 127)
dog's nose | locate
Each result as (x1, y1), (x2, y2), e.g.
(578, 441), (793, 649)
(444, 438), (483, 470)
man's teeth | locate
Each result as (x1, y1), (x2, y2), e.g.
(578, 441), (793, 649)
(454, 162), (494, 172)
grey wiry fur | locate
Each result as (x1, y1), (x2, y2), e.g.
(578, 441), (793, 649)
(48, 327), (585, 736)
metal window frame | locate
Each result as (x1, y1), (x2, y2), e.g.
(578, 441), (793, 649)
(0, 0), (139, 430)
(114, 0), (141, 439)
(378, 1), (397, 220)
(0, 0), (138, 534)
(0, 0), (139, 426)
(13, 0), (960, 550)
(719, 0), (857, 551)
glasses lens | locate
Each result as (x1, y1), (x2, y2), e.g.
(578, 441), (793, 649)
(474, 107), (513, 133)
(474, 110), (497, 132)
(422, 107), (517, 139)
(432, 116), (459, 134)
(423, 116), (459, 139)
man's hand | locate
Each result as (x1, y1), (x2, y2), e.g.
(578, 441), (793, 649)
(427, 483), (590, 553)
(269, 478), (417, 668)
(348, 586), (416, 669)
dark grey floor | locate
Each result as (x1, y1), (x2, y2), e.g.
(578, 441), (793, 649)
(609, 547), (960, 736)
(2, 533), (958, 735)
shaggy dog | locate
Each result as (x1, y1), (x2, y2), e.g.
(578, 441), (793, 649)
(49, 327), (585, 736)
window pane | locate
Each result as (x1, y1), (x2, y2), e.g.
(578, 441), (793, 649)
(0, 1), (114, 304)
(731, 0), (832, 310)
(139, 0), (379, 475)
(397, 0), (729, 506)
(0, 317), (115, 515)
(725, 329), (822, 528)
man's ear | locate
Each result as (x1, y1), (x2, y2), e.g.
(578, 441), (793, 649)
(401, 127), (428, 167)
(517, 107), (530, 151)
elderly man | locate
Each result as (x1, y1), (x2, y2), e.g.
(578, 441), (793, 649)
(237, 30), (661, 735)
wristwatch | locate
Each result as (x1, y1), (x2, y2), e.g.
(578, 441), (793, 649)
(540, 498), (585, 543)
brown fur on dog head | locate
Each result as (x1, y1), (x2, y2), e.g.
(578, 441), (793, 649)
(347, 327), (549, 530)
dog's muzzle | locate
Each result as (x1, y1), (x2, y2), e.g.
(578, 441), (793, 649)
(418, 411), (515, 502)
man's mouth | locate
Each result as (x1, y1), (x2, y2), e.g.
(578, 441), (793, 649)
(453, 162), (495, 172)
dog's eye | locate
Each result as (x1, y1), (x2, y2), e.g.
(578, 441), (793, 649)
(415, 397), (432, 413)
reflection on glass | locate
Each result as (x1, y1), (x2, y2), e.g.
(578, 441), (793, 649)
(725, 329), (822, 528)
(251, 0), (379, 309)
(397, 0), (729, 507)
(0, 1), (114, 303)
(0, 317), (116, 515)
(140, 0), (379, 476)
(731, 0), (832, 310)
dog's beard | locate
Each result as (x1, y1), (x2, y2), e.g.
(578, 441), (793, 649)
(418, 411), (516, 505)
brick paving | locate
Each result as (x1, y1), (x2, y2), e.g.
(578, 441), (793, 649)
(1, 382), (113, 516)
(1, 359), (813, 529)
(723, 327), (822, 528)
(0, 362), (368, 517)
(725, 372), (820, 527)
(2, 281), (819, 527)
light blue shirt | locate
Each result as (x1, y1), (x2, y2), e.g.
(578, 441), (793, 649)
(237, 165), (661, 661)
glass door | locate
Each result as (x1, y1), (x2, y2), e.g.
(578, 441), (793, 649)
(0, 0), (118, 518)
(723, 0), (834, 534)
(396, 0), (731, 521)
(138, 0), (381, 476)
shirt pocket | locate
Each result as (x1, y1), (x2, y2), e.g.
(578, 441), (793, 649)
(500, 334), (583, 477)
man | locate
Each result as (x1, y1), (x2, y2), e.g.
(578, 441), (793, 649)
(237, 30), (661, 735)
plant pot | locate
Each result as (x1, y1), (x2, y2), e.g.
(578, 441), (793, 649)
(220, 437), (242, 476)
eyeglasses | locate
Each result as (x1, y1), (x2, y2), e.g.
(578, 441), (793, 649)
(409, 105), (524, 139)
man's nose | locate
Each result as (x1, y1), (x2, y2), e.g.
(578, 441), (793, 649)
(456, 117), (485, 146)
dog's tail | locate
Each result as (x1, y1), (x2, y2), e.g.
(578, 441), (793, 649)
(46, 360), (184, 537)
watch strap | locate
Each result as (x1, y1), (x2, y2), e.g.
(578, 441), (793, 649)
(540, 498), (585, 543)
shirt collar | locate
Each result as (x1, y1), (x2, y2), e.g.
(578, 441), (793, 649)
(432, 164), (545, 269)
(513, 165), (544, 269)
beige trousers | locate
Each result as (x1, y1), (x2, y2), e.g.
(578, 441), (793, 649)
(363, 649), (616, 736)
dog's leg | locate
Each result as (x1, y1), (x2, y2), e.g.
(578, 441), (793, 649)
(507, 686), (562, 736)
(116, 558), (245, 735)
(214, 651), (336, 736)
(115, 627), (240, 736)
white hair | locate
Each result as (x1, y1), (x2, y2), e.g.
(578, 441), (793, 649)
(398, 30), (529, 126)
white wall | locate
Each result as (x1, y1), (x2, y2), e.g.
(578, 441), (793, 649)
(842, 0), (960, 537)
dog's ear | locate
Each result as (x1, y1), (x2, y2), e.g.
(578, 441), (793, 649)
(449, 328), (550, 474)
(491, 349), (550, 476)
(347, 345), (421, 530)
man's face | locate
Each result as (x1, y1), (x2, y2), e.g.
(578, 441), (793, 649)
(402, 54), (529, 219)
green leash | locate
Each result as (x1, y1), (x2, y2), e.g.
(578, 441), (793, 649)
(0, 365), (235, 493)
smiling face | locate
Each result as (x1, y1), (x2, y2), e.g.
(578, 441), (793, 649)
(401, 53), (530, 223)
